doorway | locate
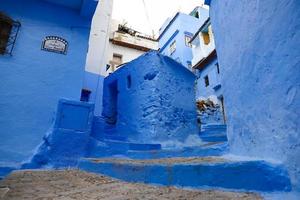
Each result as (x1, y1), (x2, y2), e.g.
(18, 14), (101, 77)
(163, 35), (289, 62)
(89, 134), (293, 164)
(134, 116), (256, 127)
(106, 80), (118, 125)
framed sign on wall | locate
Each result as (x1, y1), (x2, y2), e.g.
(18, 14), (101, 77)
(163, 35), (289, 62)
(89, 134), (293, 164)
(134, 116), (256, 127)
(41, 36), (68, 54)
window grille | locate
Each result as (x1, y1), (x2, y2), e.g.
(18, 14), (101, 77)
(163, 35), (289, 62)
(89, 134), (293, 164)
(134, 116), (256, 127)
(0, 12), (21, 56)
(185, 35), (192, 47)
(169, 40), (176, 54)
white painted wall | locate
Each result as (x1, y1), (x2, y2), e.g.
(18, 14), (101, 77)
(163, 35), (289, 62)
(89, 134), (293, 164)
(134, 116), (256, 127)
(105, 43), (146, 75)
(191, 25), (215, 66)
(103, 19), (158, 76)
(85, 0), (114, 75)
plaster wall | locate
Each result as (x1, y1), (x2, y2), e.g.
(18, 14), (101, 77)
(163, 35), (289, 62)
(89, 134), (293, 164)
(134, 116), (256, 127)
(84, 0), (113, 75)
(191, 25), (215, 66)
(209, 0), (300, 189)
(101, 51), (198, 143)
(82, 72), (104, 116)
(22, 99), (94, 169)
(195, 57), (222, 102)
(0, 0), (94, 166)
(159, 8), (208, 69)
(105, 42), (146, 74)
(103, 19), (158, 76)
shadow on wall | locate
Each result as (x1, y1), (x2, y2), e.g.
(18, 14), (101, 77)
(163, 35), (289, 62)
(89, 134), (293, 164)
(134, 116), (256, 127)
(22, 99), (94, 169)
(207, 0), (300, 190)
(99, 51), (199, 144)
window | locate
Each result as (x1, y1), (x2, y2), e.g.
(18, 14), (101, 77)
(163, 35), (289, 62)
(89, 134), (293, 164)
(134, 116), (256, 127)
(216, 62), (220, 74)
(106, 64), (111, 71)
(109, 53), (123, 72)
(0, 13), (13, 54)
(80, 89), (91, 102)
(113, 53), (122, 65)
(126, 75), (131, 89)
(185, 35), (192, 47)
(187, 61), (192, 69)
(204, 75), (209, 87)
(201, 31), (210, 45)
(190, 10), (199, 19)
(219, 96), (226, 123)
(0, 12), (20, 55)
(169, 40), (176, 54)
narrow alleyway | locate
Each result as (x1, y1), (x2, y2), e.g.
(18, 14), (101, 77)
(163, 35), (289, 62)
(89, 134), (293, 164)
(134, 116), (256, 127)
(0, 169), (262, 200)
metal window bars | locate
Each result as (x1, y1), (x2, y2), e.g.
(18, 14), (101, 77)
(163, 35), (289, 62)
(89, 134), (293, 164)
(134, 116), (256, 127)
(4, 20), (21, 56)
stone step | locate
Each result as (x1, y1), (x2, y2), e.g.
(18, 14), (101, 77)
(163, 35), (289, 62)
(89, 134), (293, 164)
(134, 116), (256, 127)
(199, 124), (227, 142)
(104, 140), (162, 151)
(86, 138), (162, 157)
(202, 124), (227, 129)
(78, 156), (292, 192)
(87, 140), (228, 159)
(199, 134), (228, 142)
(103, 134), (127, 141)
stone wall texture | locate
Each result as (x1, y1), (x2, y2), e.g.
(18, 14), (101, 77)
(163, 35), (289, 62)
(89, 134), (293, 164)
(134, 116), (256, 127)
(102, 51), (198, 143)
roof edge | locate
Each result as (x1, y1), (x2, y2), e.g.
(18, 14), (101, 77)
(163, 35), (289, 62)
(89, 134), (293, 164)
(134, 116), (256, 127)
(192, 49), (217, 70)
(158, 12), (180, 40)
(190, 17), (210, 43)
(204, 0), (212, 6)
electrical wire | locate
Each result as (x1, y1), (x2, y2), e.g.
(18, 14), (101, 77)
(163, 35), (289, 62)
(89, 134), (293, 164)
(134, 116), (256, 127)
(142, 0), (155, 38)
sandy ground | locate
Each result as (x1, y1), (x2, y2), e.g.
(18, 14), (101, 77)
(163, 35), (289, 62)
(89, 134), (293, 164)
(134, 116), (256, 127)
(0, 169), (262, 200)
(87, 156), (226, 165)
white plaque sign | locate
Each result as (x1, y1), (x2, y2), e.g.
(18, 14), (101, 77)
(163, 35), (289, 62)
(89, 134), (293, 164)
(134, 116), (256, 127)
(41, 36), (68, 54)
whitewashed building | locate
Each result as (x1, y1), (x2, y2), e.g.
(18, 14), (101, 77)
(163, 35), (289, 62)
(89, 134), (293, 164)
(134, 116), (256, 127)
(104, 20), (158, 76)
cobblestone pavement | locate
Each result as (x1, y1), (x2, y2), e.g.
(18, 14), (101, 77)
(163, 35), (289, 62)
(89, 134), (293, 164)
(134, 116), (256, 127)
(0, 169), (262, 200)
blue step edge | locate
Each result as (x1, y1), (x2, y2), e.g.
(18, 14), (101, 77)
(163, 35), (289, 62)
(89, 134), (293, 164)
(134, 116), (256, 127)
(78, 159), (292, 192)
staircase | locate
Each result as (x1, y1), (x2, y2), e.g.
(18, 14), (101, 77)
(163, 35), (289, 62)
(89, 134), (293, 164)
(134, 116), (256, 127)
(78, 119), (292, 193)
(78, 156), (291, 192)
(199, 124), (227, 142)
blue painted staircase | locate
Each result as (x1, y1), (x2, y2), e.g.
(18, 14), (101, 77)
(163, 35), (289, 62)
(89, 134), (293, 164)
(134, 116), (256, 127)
(78, 156), (292, 192)
(80, 118), (292, 193)
(199, 124), (227, 142)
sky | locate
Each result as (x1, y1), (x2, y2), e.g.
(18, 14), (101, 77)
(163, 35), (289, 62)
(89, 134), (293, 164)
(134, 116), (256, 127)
(112, 0), (205, 37)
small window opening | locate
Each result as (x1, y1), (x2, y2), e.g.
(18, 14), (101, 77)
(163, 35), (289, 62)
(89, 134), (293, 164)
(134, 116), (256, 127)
(0, 12), (20, 55)
(0, 13), (13, 54)
(127, 75), (131, 89)
(109, 53), (123, 72)
(80, 89), (91, 102)
(169, 40), (176, 54)
(219, 96), (226, 124)
(187, 61), (192, 69)
(216, 63), (220, 74)
(106, 81), (118, 125)
(185, 35), (192, 47)
(106, 64), (111, 71)
(202, 31), (210, 45)
(204, 75), (209, 87)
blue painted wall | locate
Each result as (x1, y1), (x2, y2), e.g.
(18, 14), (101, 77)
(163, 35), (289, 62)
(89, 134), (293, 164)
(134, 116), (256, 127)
(0, 0), (96, 167)
(195, 57), (222, 100)
(158, 8), (208, 69)
(22, 99), (94, 169)
(208, 0), (300, 190)
(83, 71), (104, 116)
(195, 56), (225, 124)
(99, 51), (198, 143)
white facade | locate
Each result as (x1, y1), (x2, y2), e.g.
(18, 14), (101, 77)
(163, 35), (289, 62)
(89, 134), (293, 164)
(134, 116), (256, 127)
(85, 4), (157, 77)
(85, 0), (114, 75)
(104, 19), (158, 76)
(191, 20), (215, 66)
